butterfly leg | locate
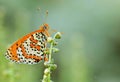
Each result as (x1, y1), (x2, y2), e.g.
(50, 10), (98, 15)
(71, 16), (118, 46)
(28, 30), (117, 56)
(44, 54), (48, 62)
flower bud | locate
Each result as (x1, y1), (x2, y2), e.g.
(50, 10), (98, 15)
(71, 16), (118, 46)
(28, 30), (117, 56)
(53, 41), (58, 46)
(55, 32), (61, 39)
(43, 49), (50, 54)
(53, 48), (59, 53)
(47, 37), (53, 43)
(51, 64), (57, 70)
(44, 68), (50, 75)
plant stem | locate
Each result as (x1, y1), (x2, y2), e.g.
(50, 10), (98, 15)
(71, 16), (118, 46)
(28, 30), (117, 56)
(49, 41), (53, 63)
(42, 32), (61, 82)
(42, 38), (54, 82)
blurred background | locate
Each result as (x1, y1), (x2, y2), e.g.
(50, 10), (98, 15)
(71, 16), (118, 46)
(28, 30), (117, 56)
(0, 0), (120, 82)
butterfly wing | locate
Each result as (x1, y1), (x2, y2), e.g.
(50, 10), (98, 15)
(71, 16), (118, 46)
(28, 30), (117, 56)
(5, 30), (47, 64)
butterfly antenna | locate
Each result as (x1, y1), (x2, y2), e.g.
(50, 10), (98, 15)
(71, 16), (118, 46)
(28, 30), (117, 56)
(43, 10), (48, 24)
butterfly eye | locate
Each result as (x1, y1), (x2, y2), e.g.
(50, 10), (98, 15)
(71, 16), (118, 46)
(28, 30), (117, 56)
(43, 25), (47, 30)
(43, 24), (49, 30)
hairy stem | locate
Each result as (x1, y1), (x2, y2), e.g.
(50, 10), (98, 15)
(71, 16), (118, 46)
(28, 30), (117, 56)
(42, 32), (61, 82)
(42, 39), (54, 82)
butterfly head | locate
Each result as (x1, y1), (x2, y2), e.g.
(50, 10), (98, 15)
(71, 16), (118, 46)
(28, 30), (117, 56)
(40, 23), (49, 31)
(43, 23), (49, 30)
(40, 23), (50, 36)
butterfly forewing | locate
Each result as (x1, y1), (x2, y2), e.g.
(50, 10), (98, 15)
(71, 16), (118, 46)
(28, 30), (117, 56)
(5, 30), (47, 64)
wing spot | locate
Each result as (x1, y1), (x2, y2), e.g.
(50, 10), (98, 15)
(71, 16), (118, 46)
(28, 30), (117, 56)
(41, 46), (43, 48)
(41, 53), (44, 56)
(37, 52), (40, 54)
(16, 43), (18, 46)
(28, 61), (31, 63)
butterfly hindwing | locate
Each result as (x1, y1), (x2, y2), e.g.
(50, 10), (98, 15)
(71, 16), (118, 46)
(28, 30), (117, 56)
(5, 31), (47, 64)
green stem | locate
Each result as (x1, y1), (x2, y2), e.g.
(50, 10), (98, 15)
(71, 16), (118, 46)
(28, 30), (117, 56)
(49, 42), (53, 63)
(42, 38), (54, 82)
(42, 32), (60, 82)
(48, 36), (55, 63)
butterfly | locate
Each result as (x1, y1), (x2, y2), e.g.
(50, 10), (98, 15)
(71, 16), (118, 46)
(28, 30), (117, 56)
(5, 24), (50, 64)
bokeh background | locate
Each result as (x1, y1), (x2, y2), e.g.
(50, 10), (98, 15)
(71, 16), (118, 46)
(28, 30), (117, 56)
(0, 0), (120, 82)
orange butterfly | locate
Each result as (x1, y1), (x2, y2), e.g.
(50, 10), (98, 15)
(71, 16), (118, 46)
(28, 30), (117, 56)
(5, 24), (50, 64)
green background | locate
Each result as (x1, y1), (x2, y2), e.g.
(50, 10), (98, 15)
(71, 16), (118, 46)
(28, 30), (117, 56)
(0, 0), (120, 82)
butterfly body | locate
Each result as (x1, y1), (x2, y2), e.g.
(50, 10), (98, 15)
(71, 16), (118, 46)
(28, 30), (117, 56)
(5, 24), (50, 64)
